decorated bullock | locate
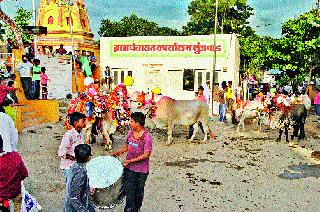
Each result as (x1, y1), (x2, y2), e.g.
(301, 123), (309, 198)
(130, 90), (213, 145)
(269, 103), (307, 142)
(233, 94), (271, 132)
(66, 79), (131, 150)
(233, 91), (308, 142)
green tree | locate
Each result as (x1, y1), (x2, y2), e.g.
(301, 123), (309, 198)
(99, 14), (180, 37)
(278, 9), (320, 82)
(5, 7), (33, 43)
(183, 0), (255, 37)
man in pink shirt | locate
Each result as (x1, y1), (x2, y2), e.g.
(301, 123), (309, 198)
(186, 86), (208, 139)
(58, 112), (86, 177)
(111, 112), (153, 212)
(197, 86), (208, 104)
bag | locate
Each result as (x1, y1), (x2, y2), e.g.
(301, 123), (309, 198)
(21, 183), (42, 212)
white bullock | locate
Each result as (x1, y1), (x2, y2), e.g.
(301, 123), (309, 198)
(144, 96), (212, 145)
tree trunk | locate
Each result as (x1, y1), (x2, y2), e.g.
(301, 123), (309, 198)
(307, 66), (313, 85)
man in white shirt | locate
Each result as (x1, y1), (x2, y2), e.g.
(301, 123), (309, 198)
(0, 106), (18, 152)
(16, 55), (33, 99)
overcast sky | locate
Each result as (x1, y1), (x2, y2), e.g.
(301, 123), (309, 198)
(1, 0), (318, 39)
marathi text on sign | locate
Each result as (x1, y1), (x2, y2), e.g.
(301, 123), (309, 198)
(113, 42), (222, 55)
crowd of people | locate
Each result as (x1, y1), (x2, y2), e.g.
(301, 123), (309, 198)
(1, 38), (320, 211)
(33, 43), (98, 78)
(209, 79), (320, 124)
(0, 41), (100, 106)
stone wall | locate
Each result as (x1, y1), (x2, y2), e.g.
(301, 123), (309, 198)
(38, 55), (72, 99)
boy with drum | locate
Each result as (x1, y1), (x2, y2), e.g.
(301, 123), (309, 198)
(111, 112), (153, 212)
(62, 144), (95, 212)
(58, 112), (86, 178)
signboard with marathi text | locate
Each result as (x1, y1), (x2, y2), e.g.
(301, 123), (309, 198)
(109, 38), (227, 58)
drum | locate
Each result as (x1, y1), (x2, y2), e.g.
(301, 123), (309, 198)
(86, 156), (125, 209)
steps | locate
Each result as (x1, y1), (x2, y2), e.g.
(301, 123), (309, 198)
(20, 101), (59, 131)
(3, 50), (59, 132)
(21, 105), (48, 129)
(4, 100), (59, 132)
(22, 116), (47, 129)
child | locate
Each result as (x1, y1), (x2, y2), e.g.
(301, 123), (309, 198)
(0, 78), (16, 106)
(7, 81), (18, 105)
(31, 59), (41, 99)
(62, 144), (95, 212)
(9, 74), (20, 105)
(58, 112), (86, 178)
(40, 67), (50, 99)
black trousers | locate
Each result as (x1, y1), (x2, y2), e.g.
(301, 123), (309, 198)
(124, 168), (148, 212)
(32, 80), (40, 99)
(292, 121), (306, 140)
(20, 77), (32, 99)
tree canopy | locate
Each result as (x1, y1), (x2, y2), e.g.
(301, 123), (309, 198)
(278, 9), (320, 81)
(182, 0), (255, 37)
(238, 9), (320, 83)
(98, 14), (180, 37)
(4, 7), (33, 43)
(97, 1), (320, 83)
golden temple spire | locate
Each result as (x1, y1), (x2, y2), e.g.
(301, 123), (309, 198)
(36, 0), (95, 48)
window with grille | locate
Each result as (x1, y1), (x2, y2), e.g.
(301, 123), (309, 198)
(183, 69), (195, 91)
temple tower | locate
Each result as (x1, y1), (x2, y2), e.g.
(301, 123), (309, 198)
(36, 0), (97, 49)
(36, 0), (100, 92)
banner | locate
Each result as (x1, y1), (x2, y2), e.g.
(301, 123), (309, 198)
(109, 38), (227, 58)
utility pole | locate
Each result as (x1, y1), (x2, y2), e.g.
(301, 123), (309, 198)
(211, 0), (218, 115)
(32, 0), (38, 58)
(68, 0), (78, 96)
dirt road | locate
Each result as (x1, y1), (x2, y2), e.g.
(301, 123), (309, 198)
(19, 114), (320, 211)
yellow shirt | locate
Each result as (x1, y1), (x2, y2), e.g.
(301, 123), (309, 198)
(226, 87), (233, 99)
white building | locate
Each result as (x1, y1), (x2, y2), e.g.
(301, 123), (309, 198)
(100, 34), (240, 100)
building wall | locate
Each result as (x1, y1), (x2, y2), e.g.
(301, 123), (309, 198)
(100, 35), (240, 100)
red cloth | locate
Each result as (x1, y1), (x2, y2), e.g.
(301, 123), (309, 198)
(0, 85), (15, 104)
(0, 152), (29, 199)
